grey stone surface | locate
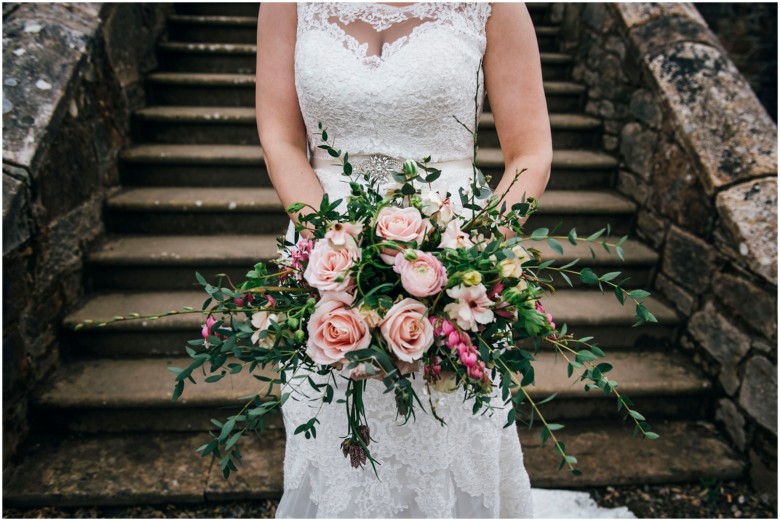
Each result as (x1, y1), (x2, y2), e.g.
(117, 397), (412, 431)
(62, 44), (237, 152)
(688, 301), (751, 382)
(715, 398), (746, 451)
(713, 271), (777, 341)
(620, 122), (658, 180)
(616, 169), (648, 204)
(716, 178), (778, 285)
(650, 138), (712, 236)
(627, 13), (724, 60)
(618, 3), (708, 30)
(2, 169), (31, 254)
(647, 42), (777, 195)
(636, 209), (667, 249)
(2, 3), (102, 169)
(661, 226), (716, 292)
(655, 273), (696, 316)
(738, 356), (778, 435)
(629, 89), (662, 128)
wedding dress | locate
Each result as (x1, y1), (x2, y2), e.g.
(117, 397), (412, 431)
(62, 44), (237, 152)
(273, 3), (633, 519)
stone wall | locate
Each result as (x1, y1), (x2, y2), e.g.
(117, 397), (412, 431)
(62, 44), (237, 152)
(2, 2), (172, 464)
(559, 2), (778, 501)
(696, 3), (777, 122)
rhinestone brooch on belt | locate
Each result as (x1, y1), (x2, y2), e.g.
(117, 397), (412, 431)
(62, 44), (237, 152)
(349, 154), (403, 184)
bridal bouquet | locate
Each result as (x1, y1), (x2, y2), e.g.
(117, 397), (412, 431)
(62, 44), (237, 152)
(75, 121), (660, 480)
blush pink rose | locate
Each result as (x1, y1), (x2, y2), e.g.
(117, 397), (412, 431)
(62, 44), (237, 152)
(393, 250), (448, 297)
(306, 292), (371, 366)
(375, 207), (431, 264)
(380, 298), (434, 363)
(303, 238), (360, 293)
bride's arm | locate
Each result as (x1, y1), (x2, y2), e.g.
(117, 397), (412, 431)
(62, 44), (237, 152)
(256, 3), (324, 237)
(483, 3), (553, 233)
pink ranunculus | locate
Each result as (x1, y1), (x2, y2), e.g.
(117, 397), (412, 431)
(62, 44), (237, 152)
(325, 221), (363, 247)
(443, 283), (495, 332)
(380, 298), (434, 363)
(303, 238), (360, 293)
(438, 220), (474, 250)
(375, 207), (431, 264)
(306, 292), (371, 366)
(393, 250), (448, 298)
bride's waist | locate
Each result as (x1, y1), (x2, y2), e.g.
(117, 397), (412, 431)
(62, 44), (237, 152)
(310, 154), (474, 174)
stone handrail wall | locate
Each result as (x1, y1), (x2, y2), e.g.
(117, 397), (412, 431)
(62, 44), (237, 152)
(558, 3), (777, 500)
(2, 2), (172, 462)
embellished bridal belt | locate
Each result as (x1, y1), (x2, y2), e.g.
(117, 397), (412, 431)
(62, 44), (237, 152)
(310, 153), (474, 182)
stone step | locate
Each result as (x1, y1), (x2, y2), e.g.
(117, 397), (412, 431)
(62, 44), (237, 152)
(156, 42), (574, 80)
(174, 2), (259, 17)
(146, 73), (586, 112)
(3, 420), (743, 507)
(165, 14), (562, 52)
(119, 143), (616, 190)
(132, 106), (602, 149)
(63, 289), (679, 357)
(103, 187), (636, 236)
(32, 350), (711, 433)
(87, 234), (657, 291)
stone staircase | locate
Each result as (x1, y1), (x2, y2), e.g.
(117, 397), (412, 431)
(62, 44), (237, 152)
(4, 3), (744, 508)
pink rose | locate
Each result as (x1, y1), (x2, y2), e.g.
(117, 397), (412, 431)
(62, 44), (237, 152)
(393, 250), (448, 297)
(303, 238), (360, 293)
(380, 298), (434, 362)
(375, 207), (431, 264)
(306, 292), (371, 366)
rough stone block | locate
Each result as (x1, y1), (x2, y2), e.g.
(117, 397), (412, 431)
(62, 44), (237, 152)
(654, 273), (695, 316)
(620, 122), (658, 180)
(661, 226), (716, 292)
(738, 356), (778, 435)
(647, 42), (777, 195)
(688, 301), (750, 377)
(713, 271), (777, 340)
(628, 14), (724, 60)
(629, 89), (662, 128)
(715, 398), (746, 451)
(636, 209), (667, 249)
(616, 169), (648, 205)
(2, 171), (31, 255)
(617, 3), (708, 30)
(2, 3), (101, 169)
(649, 138), (713, 236)
(715, 177), (777, 285)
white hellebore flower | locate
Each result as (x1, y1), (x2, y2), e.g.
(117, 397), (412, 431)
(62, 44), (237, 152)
(438, 220), (474, 249)
(420, 186), (455, 224)
(251, 310), (285, 348)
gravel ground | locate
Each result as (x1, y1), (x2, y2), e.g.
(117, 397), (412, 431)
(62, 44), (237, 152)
(3, 480), (776, 518)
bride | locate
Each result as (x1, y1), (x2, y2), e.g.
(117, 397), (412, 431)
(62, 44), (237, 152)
(256, 2), (552, 518)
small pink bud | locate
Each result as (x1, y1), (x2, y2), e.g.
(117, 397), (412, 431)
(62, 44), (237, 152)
(201, 324), (210, 340)
(456, 342), (469, 355)
(447, 331), (461, 348)
(468, 365), (483, 379)
(441, 320), (455, 335)
(233, 295), (246, 307)
(461, 351), (478, 368)
(432, 365), (442, 375)
(266, 295), (277, 308)
(488, 282), (505, 301)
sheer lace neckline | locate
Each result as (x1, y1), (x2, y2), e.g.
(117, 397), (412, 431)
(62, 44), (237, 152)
(320, 2), (460, 68)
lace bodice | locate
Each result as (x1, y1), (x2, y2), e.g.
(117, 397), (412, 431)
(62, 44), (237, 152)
(295, 2), (491, 162)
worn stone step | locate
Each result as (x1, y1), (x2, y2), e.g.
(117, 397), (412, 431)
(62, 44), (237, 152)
(156, 42), (573, 79)
(32, 350), (711, 433)
(167, 14), (258, 45)
(63, 289), (678, 357)
(132, 106), (601, 150)
(146, 72), (586, 112)
(104, 187), (635, 236)
(174, 2), (259, 17)
(87, 234), (657, 291)
(3, 420), (743, 507)
(119, 143), (615, 190)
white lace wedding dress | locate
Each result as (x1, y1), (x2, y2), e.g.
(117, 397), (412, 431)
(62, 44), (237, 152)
(274, 3), (633, 519)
